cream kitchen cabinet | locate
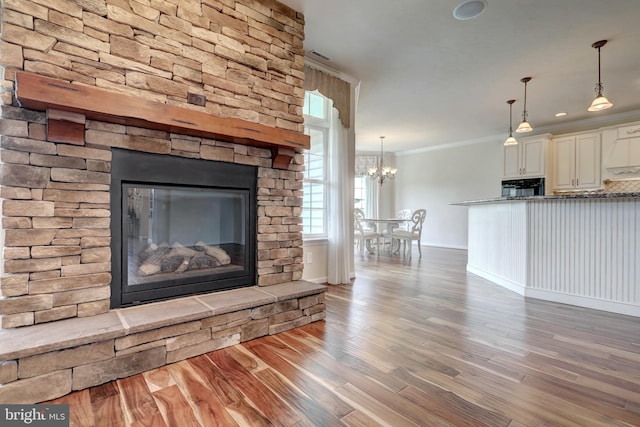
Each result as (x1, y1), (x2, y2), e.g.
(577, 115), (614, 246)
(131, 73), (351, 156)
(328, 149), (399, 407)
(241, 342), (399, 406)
(607, 123), (640, 169)
(608, 136), (640, 168)
(602, 122), (640, 180)
(553, 133), (601, 190)
(502, 135), (548, 179)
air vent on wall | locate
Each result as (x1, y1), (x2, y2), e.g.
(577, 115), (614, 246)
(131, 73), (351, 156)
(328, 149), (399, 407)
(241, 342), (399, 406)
(309, 50), (330, 61)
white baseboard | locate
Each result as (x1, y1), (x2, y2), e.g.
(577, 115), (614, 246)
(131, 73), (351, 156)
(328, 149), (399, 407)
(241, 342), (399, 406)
(468, 265), (640, 318)
(303, 276), (328, 284)
(423, 242), (468, 250)
(466, 265), (526, 296)
(525, 288), (640, 318)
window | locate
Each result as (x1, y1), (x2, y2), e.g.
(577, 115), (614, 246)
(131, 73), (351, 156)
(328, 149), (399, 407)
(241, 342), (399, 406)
(303, 91), (326, 120)
(354, 175), (367, 214)
(302, 127), (326, 236)
(302, 91), (329, 238)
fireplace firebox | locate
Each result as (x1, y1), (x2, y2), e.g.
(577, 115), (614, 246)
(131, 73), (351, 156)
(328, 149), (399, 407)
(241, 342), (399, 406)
(110, 149), (257, 308)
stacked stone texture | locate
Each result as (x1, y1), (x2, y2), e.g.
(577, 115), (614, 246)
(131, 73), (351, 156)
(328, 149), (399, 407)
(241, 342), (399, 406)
(0, 0), (308, 328)
(0, 105), (305, 327)
(0, 289), (326, 403)
(0, 0), (322, 403)
(0, 0), (305, 132)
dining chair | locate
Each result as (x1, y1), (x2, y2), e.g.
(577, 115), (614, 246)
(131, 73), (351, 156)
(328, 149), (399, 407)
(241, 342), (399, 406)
(354, 208), (380, 255)
(394, 209), (413, 231)
(379, 209), (412, 252)
(389, 209), (426, 259)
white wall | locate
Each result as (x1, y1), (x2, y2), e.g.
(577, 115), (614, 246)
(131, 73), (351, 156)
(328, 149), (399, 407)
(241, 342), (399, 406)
(395, 140), (502, 249)
(301, 240), (328, 283)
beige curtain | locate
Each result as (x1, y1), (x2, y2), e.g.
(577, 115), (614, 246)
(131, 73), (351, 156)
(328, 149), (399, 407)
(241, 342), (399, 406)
(303, 65), (351, 129)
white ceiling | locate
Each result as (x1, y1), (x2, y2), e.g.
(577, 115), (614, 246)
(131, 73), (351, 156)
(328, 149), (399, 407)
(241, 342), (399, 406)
(278, 0), (640, 152)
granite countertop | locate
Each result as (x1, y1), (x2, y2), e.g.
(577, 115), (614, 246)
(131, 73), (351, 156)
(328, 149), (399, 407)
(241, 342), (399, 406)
(452, 192), (640, 205)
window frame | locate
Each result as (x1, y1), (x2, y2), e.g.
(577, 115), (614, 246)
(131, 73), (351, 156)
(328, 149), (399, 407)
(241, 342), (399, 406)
(302, 91), (330, 240)
(354, 175), (368, 215)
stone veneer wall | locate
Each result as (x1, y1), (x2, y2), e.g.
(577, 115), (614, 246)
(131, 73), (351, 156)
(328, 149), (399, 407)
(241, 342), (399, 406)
(0, 110), (306, 328)
(0, 0), (305, 132)
(0, 0), (307, 328)
(0, 0), (328, 404)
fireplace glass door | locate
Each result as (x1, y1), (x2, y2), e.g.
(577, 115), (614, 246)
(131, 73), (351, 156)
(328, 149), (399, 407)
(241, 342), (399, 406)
(111, 149), (257, 308)
(125, 184), (246, 286)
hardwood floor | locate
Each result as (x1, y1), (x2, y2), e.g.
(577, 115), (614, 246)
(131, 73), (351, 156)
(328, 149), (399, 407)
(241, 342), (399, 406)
(47, 246), (640, 426)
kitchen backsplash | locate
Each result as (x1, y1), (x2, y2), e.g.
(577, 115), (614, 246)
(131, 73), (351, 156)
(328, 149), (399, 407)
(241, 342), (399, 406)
(603, 179), (640, 193)
(552, 179), (640, 195)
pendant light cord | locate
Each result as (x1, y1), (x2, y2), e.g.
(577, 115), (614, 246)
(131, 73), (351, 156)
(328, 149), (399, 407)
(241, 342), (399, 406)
(522, 80), (528, 121)
(598, 45), (601, 84)
(508, 101), (514, 135)
(596, 45), (603, 95)
(519, 77), (532, 123)
(591, 39), (608, 98)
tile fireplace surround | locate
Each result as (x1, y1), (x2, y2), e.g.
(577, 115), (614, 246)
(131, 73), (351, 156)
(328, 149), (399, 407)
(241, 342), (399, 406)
(0, 0), (326, 403)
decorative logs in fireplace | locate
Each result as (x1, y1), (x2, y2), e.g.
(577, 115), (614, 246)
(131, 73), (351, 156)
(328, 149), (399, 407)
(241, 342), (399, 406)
(137, 241), (231, 277)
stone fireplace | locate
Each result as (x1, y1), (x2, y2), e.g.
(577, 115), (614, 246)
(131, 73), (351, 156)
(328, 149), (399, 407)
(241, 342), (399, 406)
(110, 148), (258, 307)
(0, 0), (326, 404)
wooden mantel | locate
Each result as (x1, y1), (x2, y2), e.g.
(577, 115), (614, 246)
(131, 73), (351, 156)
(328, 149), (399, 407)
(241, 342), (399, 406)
(15, 72), (309, 167)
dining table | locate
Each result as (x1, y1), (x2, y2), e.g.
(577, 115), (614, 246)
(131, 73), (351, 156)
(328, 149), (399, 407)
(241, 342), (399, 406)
(362, 218), (408, 254)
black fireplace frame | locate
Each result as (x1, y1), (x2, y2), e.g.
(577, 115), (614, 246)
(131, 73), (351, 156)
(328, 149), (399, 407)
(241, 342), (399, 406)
(110, 149), (257, 308)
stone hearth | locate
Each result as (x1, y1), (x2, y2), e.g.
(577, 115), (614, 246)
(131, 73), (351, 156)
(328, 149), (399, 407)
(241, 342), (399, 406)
(0, 102), (326, 403)
(0, 281), (325, 403)
(0, 0), (326, 404)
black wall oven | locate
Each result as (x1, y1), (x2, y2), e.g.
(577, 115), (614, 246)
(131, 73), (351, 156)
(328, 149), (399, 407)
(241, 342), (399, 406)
(501, 177), (545, 197)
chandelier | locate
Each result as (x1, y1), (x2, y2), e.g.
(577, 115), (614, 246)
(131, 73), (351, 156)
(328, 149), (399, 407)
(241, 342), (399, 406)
(368, 136), (397, 185)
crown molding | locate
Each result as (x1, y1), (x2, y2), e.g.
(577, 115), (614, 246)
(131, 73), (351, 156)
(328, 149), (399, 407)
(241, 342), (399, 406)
(397, 109), (640, 156)
(397, 134), (501, 156)
(531, 109), (640, 135)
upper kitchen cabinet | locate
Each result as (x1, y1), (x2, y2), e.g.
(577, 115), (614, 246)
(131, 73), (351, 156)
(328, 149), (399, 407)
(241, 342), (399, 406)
(602, 122), (640, 179)
(553, 132), (601, 191)
(502, 134), (550, 179)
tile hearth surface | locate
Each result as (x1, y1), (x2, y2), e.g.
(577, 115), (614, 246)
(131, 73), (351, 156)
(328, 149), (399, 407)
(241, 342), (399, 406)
(0, 281), (326, 361)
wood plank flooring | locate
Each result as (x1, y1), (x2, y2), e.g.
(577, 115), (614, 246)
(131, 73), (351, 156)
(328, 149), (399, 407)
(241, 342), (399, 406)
(47, 246), (640, 426)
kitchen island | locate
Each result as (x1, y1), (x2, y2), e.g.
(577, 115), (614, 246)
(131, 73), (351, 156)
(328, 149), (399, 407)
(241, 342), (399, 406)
(453, 193), (640, 317)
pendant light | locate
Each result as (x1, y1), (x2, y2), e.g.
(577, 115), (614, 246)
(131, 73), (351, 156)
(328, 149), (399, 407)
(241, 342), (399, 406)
(504, 99), (518, 146)
(588, 40), (613, 112)
(515, 77), (533, 133)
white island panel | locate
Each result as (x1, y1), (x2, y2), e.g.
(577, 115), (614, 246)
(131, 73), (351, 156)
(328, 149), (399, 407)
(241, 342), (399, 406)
(459, 194), (640, 317)
(528, 198), (639, 314)
(467, 202), (528, 295)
